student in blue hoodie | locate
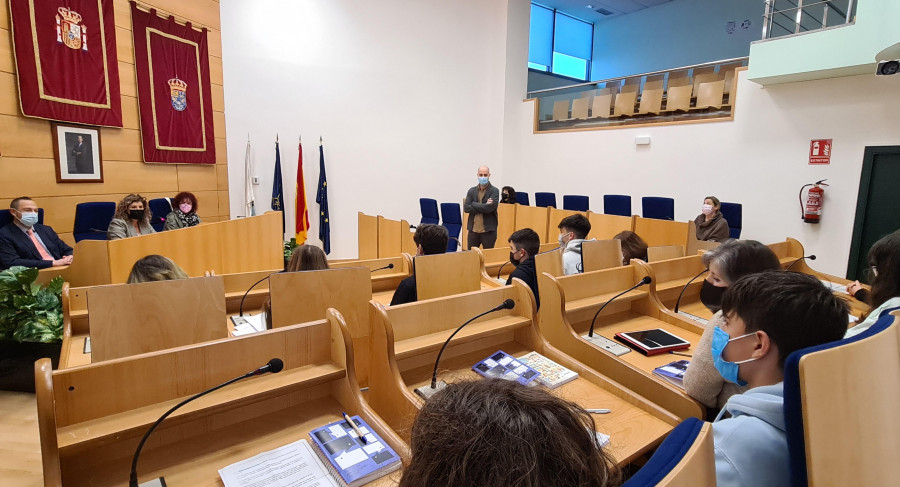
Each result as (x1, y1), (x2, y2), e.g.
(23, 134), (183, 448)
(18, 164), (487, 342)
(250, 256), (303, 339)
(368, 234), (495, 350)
(711, 271), (847, 487)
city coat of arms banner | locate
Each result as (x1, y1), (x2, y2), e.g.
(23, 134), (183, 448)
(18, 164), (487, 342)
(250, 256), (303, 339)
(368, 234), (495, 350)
(9, 0), (123, 126)
(131, 2), (215, 164)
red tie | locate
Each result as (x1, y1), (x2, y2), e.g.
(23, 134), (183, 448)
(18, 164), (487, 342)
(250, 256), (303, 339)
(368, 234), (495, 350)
(27, 229), (53, 260)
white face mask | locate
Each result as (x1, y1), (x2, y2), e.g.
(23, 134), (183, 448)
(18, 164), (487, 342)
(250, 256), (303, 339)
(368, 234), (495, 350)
(701, 204), (714, 216)
(18, 211), (39, 227)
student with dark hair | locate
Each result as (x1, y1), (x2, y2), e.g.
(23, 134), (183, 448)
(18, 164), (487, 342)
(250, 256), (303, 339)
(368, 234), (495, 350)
(613, 230), (648, 266)
(507, 228), (541, 308)
(390, 224), (449, 306)
(558, 214), (592, 275)
(399, 379), (620, 487)
(694, 195), (730, 242)
(500, 186), (517, 204)
(845, 230), (900, 338)
(712, 271), (847, 487)
(683, 240), (782, 411)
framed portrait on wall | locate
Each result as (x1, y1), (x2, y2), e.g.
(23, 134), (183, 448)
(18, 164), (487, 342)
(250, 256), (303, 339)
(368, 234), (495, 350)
(51, 123), (103, 183)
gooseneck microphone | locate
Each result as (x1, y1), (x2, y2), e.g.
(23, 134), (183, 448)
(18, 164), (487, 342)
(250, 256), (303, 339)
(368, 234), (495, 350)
(370, 263), (395, 273)
(786, 254), (816, 271)
(239, 274), (275, 316)
(129, 359), (284, 487)
(415, 299), (515, 400)
(497, 261), (512, 280)
(674, 268), (708, 313)
(587, 277), (652, 338)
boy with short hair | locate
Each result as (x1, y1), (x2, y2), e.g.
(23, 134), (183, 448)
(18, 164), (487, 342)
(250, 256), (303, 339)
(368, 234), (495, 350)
(390, 224), (449, 306)
(557, 214), (592, 275)
(507, 228), (541, 308)
(712, 271), (848, 487)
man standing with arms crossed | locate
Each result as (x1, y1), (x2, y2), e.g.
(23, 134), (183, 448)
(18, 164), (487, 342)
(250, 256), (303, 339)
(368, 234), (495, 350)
(464, 166), (499, 249)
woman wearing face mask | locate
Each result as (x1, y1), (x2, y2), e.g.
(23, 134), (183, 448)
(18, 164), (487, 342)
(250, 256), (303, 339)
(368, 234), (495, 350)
(108, 193), (156, 240)
(682, 239), (781, 416)
(163, 192), (202, 231)
(694, 196), (730, 242)
(500, 186), (517, 204)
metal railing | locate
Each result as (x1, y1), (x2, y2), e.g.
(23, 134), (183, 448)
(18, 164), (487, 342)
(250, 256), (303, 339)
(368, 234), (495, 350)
(762, 0), (855, 39)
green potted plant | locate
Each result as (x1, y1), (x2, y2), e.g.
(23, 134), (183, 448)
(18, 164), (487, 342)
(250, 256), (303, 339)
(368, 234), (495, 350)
(283, 238), (299, 268)
(0, 266), (64, 392)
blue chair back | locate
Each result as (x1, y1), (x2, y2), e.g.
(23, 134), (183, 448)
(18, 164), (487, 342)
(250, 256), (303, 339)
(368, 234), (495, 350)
(148, 198), (172, 232)
(562, 195), (589, 211)
(419, 198), (439, 225)
(0, 208), (44, 228)
(439, 203), (463, 252)
(719, 202), (742, 239)
(516, 192), (530, 206)
(603, 195), (631, 216)
(642, 196), (675, 220)
(622, 417), (711, 486)
(534, 192), (557, 208)
(73, 202), (116, 242)
(783, 309), (899, 487)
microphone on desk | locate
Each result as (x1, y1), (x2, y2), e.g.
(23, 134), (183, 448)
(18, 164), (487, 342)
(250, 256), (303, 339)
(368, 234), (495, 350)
(785, 254), (816, 271)
(586, 276), (651, 338)
(674, 269), (708, 313)
(370, 263), (395, 273)
(129, 358), (284, 487)
(414, 299), (515, 400)
(497, 261), (512, 280)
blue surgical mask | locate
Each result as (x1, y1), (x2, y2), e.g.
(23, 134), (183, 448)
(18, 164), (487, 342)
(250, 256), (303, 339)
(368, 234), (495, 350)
(711, 326), (758, 386)
(18, 211), (39, 227)
(478, 176), (489, 186)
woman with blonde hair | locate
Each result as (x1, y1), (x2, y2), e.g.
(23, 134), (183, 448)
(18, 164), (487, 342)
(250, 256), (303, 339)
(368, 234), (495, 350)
(127, 255), (188, 284)
(108, 193), (155, 240)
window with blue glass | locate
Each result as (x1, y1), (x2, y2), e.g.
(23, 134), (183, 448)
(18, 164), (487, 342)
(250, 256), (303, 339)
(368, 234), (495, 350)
(528, 3), (593, 81)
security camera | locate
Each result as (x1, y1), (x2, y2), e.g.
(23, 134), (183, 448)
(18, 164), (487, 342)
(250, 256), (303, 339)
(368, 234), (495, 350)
(876, 60), (900, 76)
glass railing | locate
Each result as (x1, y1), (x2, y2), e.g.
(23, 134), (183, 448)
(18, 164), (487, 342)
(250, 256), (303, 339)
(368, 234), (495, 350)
(527, 57), (748, 133)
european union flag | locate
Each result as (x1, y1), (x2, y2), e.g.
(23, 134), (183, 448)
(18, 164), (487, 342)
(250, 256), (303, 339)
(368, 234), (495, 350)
(316, 142), (330, 254)
(272, 140), (285, 235)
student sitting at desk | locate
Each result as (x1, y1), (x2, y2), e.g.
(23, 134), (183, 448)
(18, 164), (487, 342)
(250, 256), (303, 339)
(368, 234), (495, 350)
(558, 214), (592, 275)
(264, 244), (330, 327)
(683, 240), (781, 412)
(711, 271), (846, 487)
(507, 228), (541, 309)
(127, 255), (188, 283)
(845, 230), (900, 338)
(613, 230), (648, 265)
(389, 224), (448, 306)
(399, 379), (620, 486)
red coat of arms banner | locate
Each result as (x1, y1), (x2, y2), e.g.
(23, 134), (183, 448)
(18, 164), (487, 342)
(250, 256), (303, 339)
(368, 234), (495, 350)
(130, 2), (215, 164)
(9, 0), (123, 127)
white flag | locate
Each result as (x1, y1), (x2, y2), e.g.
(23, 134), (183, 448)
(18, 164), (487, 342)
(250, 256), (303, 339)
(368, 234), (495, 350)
(244, 138), (256, 217)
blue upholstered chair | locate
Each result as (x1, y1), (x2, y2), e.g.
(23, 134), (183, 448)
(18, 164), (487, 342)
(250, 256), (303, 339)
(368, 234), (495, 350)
(622, 417), (715, 486)
(783, 310), (899, 487)
(439, 202), (463, 252)
(419, 198), (439, 225)
(516, 192), (530, 206)
(562, 195), (589, 211)
(534, 192), (557, 208)
(72, 202), (115, 242)
(603, 194), (631, 216)
(148, 198), (172, 232)
(719, 202), (742, 239)
(642, 196), (675, 220)
(0, 208), (44, 228)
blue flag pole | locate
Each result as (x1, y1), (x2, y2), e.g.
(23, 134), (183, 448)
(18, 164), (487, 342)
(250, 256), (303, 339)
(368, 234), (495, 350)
(272, 138), (285, 236)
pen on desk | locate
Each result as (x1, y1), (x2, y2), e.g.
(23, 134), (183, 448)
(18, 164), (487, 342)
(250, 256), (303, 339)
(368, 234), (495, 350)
(669, 351), (693, 357)
(342, 412), (368, 444)
(585, 408), (611, 414)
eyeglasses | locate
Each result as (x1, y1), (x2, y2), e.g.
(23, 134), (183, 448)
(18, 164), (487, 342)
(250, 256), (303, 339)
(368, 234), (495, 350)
(864, 266), (878, 281)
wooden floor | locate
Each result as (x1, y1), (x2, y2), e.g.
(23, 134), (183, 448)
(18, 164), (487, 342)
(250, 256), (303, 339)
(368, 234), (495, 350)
(0, 391), (43, 486)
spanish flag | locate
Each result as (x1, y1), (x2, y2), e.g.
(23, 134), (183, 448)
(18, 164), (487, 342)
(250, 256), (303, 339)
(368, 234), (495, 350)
(295, 138), (310, 244)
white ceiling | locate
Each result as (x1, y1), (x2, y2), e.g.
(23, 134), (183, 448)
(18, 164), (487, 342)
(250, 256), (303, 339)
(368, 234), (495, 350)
(538, 0), (678, 23)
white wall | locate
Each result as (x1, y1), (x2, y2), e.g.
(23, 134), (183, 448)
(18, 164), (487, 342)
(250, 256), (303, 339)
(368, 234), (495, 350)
(502, 70), (900, 276)
(220, 0), (517, 258)
(591, 0), (763, 80)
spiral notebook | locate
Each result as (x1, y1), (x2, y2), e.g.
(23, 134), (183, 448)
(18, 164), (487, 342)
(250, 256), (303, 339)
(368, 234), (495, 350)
(308, 415), (401, 487)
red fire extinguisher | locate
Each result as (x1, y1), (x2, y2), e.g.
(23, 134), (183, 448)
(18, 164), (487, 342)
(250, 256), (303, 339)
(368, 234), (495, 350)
(799, 179), (829, 224)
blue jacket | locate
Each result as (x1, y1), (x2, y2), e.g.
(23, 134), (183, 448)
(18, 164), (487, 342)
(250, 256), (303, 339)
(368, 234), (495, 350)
(0, 222), (73, 270)
(713, 383), (788, 487)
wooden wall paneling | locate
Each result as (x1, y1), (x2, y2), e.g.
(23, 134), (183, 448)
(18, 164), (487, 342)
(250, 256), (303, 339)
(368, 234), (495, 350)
(0, 28), (13, 73)
(215, 165), (229, 191)
(0, 71), (18, 114)
(216, 190), (230, 219)
(99, 127), (143, 162)
(515, 205), (551, 243)
(120, 96), (141, 129)
(114, 25), (134, 64)
(211, 84), (225, 112)
(0, 115), (55, 158)
(496, 203), (516, 243)
(118, 60), (136, 97)
(216, 138), (228, 164)
(213, 110), (226, 138)
(177, 165), (219, 191)
(0, 3), (9, 30)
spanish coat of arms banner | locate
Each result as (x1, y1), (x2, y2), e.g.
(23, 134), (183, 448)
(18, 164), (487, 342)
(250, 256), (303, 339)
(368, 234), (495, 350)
(9, 0), (123, 126)
(130, 2), (215, 164)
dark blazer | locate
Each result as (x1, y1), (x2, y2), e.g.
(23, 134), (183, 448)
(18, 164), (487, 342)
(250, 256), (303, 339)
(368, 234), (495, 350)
(390, 275), (417, 306)
(464, 183), (500, 232)
(0, 223), (73, 270)
(506, 256), (539, 309)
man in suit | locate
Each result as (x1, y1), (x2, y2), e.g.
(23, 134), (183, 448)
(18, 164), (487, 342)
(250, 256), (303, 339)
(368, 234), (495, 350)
(464, 165), (500, 249)
(71, 135), (89, 173)
(0, 197), (73, 270)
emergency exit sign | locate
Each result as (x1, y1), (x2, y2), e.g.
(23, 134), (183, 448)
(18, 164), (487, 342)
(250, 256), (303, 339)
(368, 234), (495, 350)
(809, 139), (832, 164)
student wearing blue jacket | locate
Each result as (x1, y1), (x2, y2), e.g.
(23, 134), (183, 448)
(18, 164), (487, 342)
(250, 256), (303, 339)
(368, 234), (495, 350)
(711, 271), (847, 487)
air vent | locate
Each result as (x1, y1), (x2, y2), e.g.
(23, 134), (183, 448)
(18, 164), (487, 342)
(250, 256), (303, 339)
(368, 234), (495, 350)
(595, 8), (614, 15)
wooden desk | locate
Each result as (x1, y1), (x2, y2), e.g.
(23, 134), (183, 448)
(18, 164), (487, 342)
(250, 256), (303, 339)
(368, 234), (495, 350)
(633, 217), (690, 248)
(481, 243), (557, 281)
(586, 212), (634, 240)
(35, 310), (409, 487)
(367, 283), (679, 466)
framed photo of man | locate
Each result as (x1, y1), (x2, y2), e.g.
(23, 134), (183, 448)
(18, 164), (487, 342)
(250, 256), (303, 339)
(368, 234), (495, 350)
(52, 123), (103, 183)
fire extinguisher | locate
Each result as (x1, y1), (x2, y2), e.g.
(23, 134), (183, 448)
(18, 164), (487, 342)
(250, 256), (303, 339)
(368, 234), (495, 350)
(799, 179), (829, 224)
